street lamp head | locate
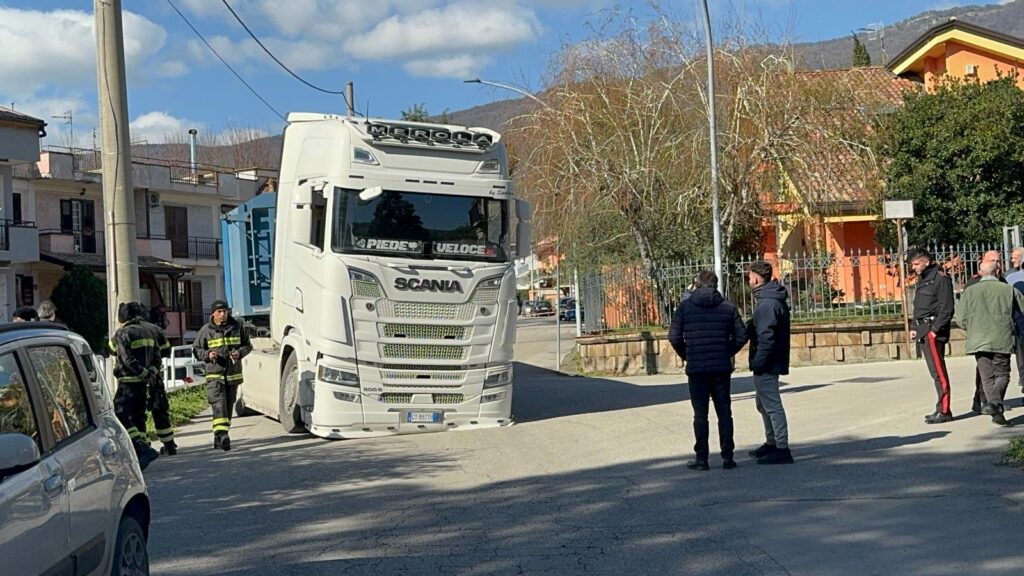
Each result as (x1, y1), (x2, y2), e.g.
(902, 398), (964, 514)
(463, 78), (481, 84)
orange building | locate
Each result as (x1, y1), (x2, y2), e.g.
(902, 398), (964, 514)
(888, 18), (1024, 92)
(761, 20), (1024, 304)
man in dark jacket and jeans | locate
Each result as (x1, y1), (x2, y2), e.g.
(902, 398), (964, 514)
(746, 261), (794, 465)
(668, 270), (749, 471)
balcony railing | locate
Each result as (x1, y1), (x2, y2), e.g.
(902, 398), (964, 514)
(184, 308), (210, 331)
(43, 145), (234, 188)
(169, 236), (221, 260)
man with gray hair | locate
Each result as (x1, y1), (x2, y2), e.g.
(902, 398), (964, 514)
(956, 259), (1024, 426)
(37, 300), (58, 323)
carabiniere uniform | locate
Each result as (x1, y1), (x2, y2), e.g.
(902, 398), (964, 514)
(912, 262), (956, 422)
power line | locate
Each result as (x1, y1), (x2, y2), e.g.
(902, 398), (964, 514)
(165, 0), (285, 121)
(220, 0), (357, 113)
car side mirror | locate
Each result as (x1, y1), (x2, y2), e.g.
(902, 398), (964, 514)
(0, 434), (41, 481)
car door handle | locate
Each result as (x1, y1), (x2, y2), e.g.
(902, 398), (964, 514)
(101, 441), (117, 458)
(44, 474), (64, 497)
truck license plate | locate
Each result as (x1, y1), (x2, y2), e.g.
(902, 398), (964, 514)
(406, 411), (442, 423)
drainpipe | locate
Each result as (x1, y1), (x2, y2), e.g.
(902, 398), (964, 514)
(188, 128), (198, 178)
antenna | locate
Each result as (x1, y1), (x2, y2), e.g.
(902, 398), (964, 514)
(52, 109), (74, 148)
(857, 21), (887, 63)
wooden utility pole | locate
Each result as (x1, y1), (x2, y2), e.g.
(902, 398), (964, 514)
(95, 0), (140, 337)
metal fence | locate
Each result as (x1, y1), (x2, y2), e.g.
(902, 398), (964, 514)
(580, 243), (1001, 333)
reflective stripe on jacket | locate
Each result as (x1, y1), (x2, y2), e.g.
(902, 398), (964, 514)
(193, 317), (251, 384)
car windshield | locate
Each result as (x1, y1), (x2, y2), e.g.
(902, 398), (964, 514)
(332, 188), (509, 262)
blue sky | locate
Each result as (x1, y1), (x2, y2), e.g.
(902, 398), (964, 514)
(0, 0), (1013, 147)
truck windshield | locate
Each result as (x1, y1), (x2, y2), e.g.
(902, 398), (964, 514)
(331, 188), (508, 262)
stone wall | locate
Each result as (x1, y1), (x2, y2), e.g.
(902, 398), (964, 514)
(577, 322), (967, 376)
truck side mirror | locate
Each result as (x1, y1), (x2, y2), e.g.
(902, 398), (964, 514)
(515, 199), (532, 259)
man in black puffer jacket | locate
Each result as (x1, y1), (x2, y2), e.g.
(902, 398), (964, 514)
(668, 270), (749, 471)
(746, 261), (794, 465)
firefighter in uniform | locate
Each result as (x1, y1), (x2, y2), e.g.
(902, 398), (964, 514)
(193, 300), (251, 451)
(110, 302), (161, 469)
(138, 305), (175, 455)
(908, 248), (956, 424)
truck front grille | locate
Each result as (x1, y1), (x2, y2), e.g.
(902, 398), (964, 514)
(380, 344), (467, 361)
(432, 393), (464, 404)
(377, 300), (475, 321)
(379, 324), (469, 340)
(382, 371), (464, 381)
(379, 393), (412, 404)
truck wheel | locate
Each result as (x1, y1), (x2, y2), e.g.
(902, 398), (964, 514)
(234, 395), (256, 418)
(279, 352), (307, 433)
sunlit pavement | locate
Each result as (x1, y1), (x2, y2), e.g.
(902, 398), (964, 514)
(146, 322), (1024, 575)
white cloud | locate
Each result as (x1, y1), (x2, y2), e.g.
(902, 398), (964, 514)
(404, 54), (491, 78)
(129, 111), (203, 144)
(345, 2), (541, 60)
(157, 61), (189, 78)
(182, 1), (544, 79)
(0, 7), (166, 99)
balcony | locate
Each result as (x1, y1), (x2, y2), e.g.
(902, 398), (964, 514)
(39, 229), (102, 256)
(169, 236), (221, 262)
(0, 220), (39, 264)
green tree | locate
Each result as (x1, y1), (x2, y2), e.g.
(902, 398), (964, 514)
(401, 103), (430, 122)
(876, 76), (1024, 245)
(851, 33), (871, 67)
(49, 266), (108, 352)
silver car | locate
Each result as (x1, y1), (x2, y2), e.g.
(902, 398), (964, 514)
(0, 323), (150, 575)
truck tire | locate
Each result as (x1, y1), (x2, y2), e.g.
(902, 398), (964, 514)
(279, 352), (307, 433)
(234, 395), (256, 418)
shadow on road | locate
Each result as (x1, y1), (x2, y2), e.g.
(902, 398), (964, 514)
(146, 424), (1024, 576)
(512, 363), (848, 423)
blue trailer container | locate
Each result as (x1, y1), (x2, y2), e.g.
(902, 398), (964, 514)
(221, 193), (276, 321)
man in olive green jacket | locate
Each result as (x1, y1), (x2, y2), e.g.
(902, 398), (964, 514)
(956, 260), (1024, 425)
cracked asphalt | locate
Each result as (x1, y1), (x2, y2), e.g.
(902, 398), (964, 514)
(146, 319), (1024, 575)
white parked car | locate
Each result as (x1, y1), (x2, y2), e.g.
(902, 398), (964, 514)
(0, 322), (151, 576)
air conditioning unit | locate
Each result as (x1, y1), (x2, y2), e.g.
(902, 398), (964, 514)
(966, 63), (979, 76)
(148, 191), (161, 208)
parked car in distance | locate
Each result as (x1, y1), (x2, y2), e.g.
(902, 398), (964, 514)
(0, 322), (151, 576)
(558, 297), (576, 320)
(532, 300), (554, 316)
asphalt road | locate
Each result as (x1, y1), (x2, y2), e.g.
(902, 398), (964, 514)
(145, 322), (1024, 575)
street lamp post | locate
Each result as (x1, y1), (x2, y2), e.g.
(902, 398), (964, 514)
(463, 78), (551, 110)
(701, 0), (725, 293)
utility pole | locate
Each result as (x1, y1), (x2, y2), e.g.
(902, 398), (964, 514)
(95, 0), (140, 338)
(701, 0), (725, 294)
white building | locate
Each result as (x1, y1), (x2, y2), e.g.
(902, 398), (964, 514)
(12, 144), (277, 342)
(0, 108), (45, 322)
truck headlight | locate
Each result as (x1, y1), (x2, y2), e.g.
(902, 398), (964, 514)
(471, 275), (503, 304)
(349, 268), (383, 298)
(484, 368), (511, 388)
(319, 365), (360, 387)
(481, 391), (506, 403)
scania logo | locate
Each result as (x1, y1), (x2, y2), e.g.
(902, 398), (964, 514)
(394, 278), (464, 293)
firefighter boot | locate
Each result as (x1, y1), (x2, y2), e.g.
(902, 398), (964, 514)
(160, 441), (178, 456)
(133, 440), (159, 471)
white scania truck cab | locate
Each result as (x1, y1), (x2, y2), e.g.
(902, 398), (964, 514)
(230, 113), (531, 438)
